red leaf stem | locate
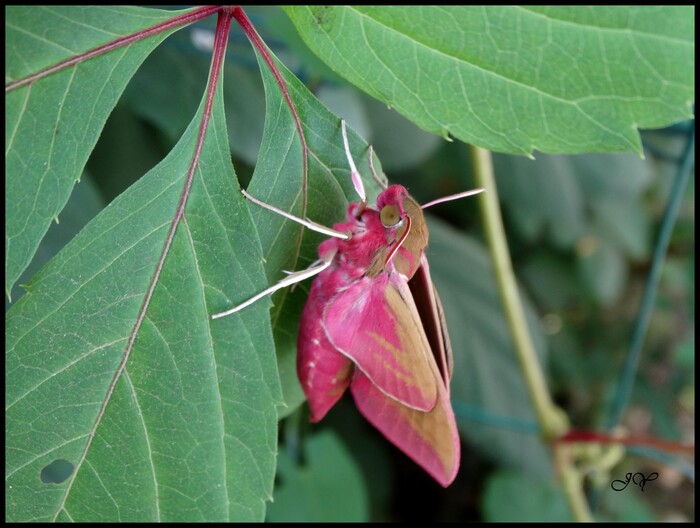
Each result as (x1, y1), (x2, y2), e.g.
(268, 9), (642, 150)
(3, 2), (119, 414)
(230, 6), (309, 218)
(554, 429), (694, 454)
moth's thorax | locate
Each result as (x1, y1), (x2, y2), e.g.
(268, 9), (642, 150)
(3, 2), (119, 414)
(319, 185), (429, 279)
(321, 207), (387, 276)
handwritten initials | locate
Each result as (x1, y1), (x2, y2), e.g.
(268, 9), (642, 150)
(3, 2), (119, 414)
(611, 472), (659, 492)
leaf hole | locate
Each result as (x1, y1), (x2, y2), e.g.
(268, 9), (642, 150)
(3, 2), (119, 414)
(40, 459), (74, 484)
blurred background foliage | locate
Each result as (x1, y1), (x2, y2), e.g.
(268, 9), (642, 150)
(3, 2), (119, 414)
(11, 6), (693, 522)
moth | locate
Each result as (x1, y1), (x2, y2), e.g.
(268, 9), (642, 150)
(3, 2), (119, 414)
(213, 121), (482, 487)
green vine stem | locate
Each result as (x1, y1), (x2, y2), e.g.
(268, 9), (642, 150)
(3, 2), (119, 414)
(470, 145), (591, 522)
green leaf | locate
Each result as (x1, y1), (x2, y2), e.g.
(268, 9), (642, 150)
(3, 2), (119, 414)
(494, 153), (587, 249)
(284, 6), (694, 156)
(123, 39), (267, 167)
(426, 219), (552, 475)
(245, 46), (385, 416)
(520, 254), (582, 312)
(6, 65), (280, 521)
(7, 173), (105, 306)
(596, 482), (657, 522)
(266, 431), (369, 522)
(577, 237), (627, 305)
(494, 151), (653, 257)
(5, 6), (192, 297)
(482, 470), (572, 521)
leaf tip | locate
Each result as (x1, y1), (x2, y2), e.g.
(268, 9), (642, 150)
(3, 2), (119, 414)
(628, 124), (645, 158)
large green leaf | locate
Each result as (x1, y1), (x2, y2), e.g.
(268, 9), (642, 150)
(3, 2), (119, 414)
(482, 470), (571, 521)
(494, 151), (653, 254)
(5, 173), (105, 307)
(244, 47), (385, 415)
(283, 6), (694, 156)
(5, 6), (195, 297)
(266, 431), (369, 522)
(6, 61), (280, 521)
(494, 151), (653, 305)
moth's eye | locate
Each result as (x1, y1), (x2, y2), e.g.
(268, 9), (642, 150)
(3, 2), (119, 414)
(380, 205), (401, 227)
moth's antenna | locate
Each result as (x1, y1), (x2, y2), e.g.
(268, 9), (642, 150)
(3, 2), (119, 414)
(421, 188), (485, 209)
(368, 145), (388, 190)
(341, 120), (367, 203)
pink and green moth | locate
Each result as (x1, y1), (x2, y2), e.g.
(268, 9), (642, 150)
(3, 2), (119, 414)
(213, 121), (483, 487)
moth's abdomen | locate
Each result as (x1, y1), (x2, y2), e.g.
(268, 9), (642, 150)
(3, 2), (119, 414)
(297, 266), (353, 422)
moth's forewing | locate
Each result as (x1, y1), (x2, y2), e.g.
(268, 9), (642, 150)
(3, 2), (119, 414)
(322, 273), (438, 411)
(408, 255), (454, 384)
(349, 275), (460, 487)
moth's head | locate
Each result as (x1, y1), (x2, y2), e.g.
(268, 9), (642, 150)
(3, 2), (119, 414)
(375, 185), (425, 231)
(376, 185), (409, 227)
(374, 185), (428, 278)
(376, 185), (409, 207)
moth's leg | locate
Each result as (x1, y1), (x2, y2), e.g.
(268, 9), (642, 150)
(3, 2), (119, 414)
(212, 254), (335, 319)
(282, 257), (326, 292)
